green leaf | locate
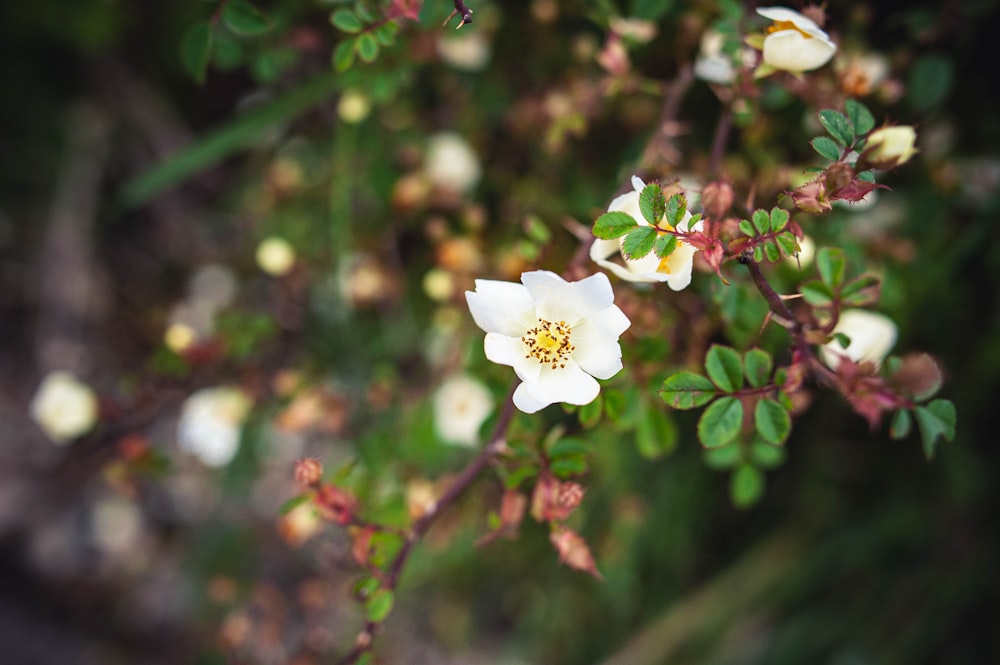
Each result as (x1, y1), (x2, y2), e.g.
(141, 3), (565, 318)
(705, 345), (744, 393)
(776, 231), (799, 257)
(180, 21), (215, 84)
(890, 409), (912, 440)
(365, 589), (395, 622)
(622, 226), (657, 259)
(752, 209), (770, 235)
(551, 456), (588, 478)
(356, 33), (379, 63)
(665, 194), (688, 227)
(639, 183), (666, 226)
(223, 0), (272, 36)
(908, 54), (953, 112)
(593, 211), (637, 239)
(753, 245), (764, 263)
(354, 0), (377, 23)
(816, 247), (846, 289)
(743, 348), (773, 389)
(841, 274), (881, 306)
(811, 136), (842, 161)
(548, 437), (588, 458)
(653, 232), (677, 259)
(659, 372), (717, 409)
(331, 9), (364, 33)
(738, 219), (756, 237)
(353, 576), (380, 600)
(603, 389), (627, 422)
(730, 463), (765, 509)
(769, 207), (790, 232)
(703, 443), (742, 470)
(819, 109), (854, 146)
(913, 399), (956, 458)
(503, 465), (538, 489)
(754, 398), (791, 445)
(636, 407), (679, 460)
(764, 239), (780, 263)
(279, 494), (309, 515)
(749, 438), (786, 469)
(845, 99), (875, 135)
(578, 395), (603, 428)
(856, 170), (876, 183)
(373, 21), (399, 46)
(698, 396), (743, 448)
(801, 279), (834, 306)
(333, 38), (356, 72)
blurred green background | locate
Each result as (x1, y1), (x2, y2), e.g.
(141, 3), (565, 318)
(0, 0), (998, 663)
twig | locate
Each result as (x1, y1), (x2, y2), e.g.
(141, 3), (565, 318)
(708, 105), (733, 177)
(444, 0), (474, 28)
(337, 381), (519, 664)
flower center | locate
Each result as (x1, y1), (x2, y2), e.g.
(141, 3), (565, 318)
(766, 20), (813, 40)
(522, 319), (574, 369)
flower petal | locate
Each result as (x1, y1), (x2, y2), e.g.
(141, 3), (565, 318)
(571, 306), (629, 379)
(484, 333), (519, 367)
(594, 256), (668, 283)
(590, 237), (620, 262)
(522, 270), (615, 324)
(466, 279), (536, 336)
(512, 381), (553, 414)
(535, 361), (600, 406)
(762, 30), (836, 72)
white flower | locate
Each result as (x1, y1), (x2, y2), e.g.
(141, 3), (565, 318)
(424, 132), (481, 194)
(437, 30), (492, 71)
(255, 236), (296, 276)
(863, 126), (918, 168)
(466, 270), (630, 413)
(694, 30), (735, 84)
(820, 309), (898, 369)
(757, 7), (836, 73)
(30, 371), (98, 444)
(590, 176), (704, 290)
(433, 374), (493, 446)
(337, 89), (371, 124)
(177, 387), (251, 467)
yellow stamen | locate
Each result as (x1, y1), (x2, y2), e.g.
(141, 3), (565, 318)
(522, 319), (574, 370)
(767, 20), (813, 40)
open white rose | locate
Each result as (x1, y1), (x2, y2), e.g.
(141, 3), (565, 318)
(821, 309), (898, 369)
(466, 270), (630, 413)
(757, 7), (836, 73)
(30, 371), (99, 444)
(590, 176), (703, 290)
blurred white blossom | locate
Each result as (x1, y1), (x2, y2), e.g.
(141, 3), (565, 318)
(437, 30), (492, 71)
(30, 371), (98, 444)
(255, 236), (296, 276)
(425, 132), (481, 194)
(177, 387), (251, 467)
(433, 374), (494, 446)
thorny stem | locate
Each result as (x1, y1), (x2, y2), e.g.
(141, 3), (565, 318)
(740, 254), (794, 323)
(740, 254), (839, 386)
(337, 381), (519, 664)
(446, 0), (474, 27)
